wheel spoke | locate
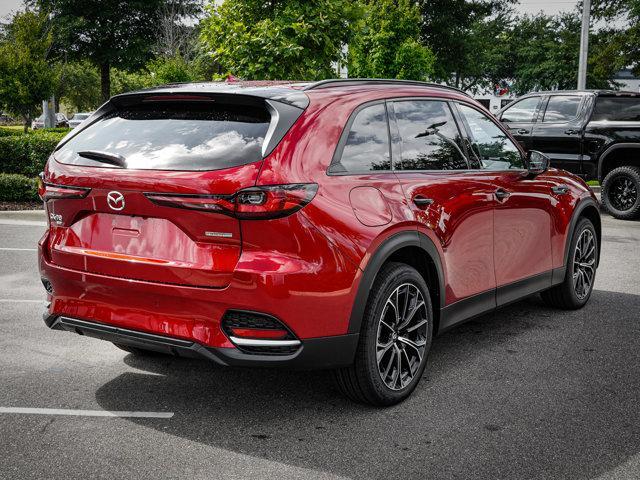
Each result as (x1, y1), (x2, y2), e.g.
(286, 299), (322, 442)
(398, 301), (425, 331)
(404, 318), (428, 334)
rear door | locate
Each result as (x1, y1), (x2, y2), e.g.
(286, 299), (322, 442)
(456, 102), (554, 305)
(44, 94), (291, 288)
(498, 95), (543, 151)
(531, 94), (586, 174)
(390, 98), (497, 309)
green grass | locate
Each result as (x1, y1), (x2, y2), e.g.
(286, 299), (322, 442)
(587, 180), (600, 186)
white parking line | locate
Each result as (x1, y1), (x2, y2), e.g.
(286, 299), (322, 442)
(0, 299), (45, 303)
(0, 407), (174, 418)
(0, 219), (46, 227)
(0, 248), (37, 252)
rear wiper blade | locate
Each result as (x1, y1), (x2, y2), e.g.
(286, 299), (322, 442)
(77, 150), (127, 168)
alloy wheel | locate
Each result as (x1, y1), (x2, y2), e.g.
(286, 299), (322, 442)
(609, 175), (638, 211)
(573, 228), (596, 300)
(376, 283), (429, 391)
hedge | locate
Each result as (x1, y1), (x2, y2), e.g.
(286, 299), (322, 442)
(0, 173), (39, 202)
(0, 130), (68, 177)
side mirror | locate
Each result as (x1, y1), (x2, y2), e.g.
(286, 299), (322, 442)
(527, 150), (550, 175)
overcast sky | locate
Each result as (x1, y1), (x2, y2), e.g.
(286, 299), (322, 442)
(0, 0), (578, 23)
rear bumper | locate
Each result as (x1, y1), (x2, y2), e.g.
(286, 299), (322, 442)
(44, 313), (359, 369)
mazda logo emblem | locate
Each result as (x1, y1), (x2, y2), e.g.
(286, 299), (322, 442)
(107, 191), (125, 211)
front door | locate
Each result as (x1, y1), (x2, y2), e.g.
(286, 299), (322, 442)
(498, 95), (543, 151)
(456, 103), (554, 306)
(531, 94), (585, 175)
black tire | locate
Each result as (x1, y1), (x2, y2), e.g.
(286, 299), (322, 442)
(541, 217), (598, 309)
(602, 165), (640, 220)
(113, 343), (165, 356)
(334, 262), (433, 406)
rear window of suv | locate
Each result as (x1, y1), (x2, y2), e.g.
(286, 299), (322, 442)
(55, 102), (271, 171)
(592, 97), (640, 122)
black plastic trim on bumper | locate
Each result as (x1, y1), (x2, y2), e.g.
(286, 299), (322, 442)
(44, 314), (359, 370)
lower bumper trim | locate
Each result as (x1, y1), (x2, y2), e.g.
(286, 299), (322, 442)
(44, 314), (359, 370)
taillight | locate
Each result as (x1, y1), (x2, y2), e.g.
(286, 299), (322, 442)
(38, 174), (90, 201)
(145, 184), (317, 220)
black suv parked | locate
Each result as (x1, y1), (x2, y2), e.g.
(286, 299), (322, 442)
(497, 91), (640, 220)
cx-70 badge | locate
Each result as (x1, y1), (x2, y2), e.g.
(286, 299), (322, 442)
(107, 191), (125, 211)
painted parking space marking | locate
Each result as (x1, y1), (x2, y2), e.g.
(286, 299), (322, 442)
(0, 299), (46, 303)
(0, 407), (174, 418)
(0, 219), (46, 227)
(0, 248), (37, 251)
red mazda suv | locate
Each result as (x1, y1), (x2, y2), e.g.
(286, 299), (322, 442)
(38, 79), (601, 405)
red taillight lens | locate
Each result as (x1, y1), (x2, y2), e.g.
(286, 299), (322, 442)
(145, 184), (318, 220)
(38, 177), (91, 201)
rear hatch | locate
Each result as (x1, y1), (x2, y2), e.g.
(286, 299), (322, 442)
(42, 90), (304, 288)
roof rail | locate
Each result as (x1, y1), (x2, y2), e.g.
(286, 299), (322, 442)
(303, 78), (470, 96)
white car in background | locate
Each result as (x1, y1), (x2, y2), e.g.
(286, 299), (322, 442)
(68, 112), (94, 129)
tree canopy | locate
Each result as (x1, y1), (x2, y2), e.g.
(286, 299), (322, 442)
(35, 0), (202, 100)
(0, 10), (54, 130)
(348, 0), (436, 81)
(200, 0), (358, 80)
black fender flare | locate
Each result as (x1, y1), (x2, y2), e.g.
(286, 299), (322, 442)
(597, 143), (640, 180)
(347, 230), (445, 334)
(562, 197), (601, 270)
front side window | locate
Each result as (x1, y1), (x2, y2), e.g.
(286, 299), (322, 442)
(330, 103), (391, 173)
(393, 100), (468, 171)
(458, 104), (524, 170)
(543, 96), (582, 122)
(500, 96), (540, 123)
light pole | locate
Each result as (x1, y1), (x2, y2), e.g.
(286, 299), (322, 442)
(577, 0), (591, 90)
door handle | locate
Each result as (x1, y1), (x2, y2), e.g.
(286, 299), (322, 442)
(564, 129), (578, 135)
(412, 195), (434, 207)
(551, 185), (570, 195)
(494, 188), (510, 201)
(517, 129), (529, 135)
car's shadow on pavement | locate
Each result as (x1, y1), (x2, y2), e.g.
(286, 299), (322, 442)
(95, 289), (640, 480)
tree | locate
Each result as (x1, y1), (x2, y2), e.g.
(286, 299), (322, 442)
(419, 0), (515, 90)
(200, 0), (358, 80)
(53, 60), (101, 112)
(591, 0), (640, 78)
(348, 0), (435, 81)
(36, 0), (202, 101)
(506, 13), (625, 93)
(0, 10), (54, 131)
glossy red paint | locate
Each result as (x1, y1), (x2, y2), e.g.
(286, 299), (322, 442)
(39, 81), (597, 365)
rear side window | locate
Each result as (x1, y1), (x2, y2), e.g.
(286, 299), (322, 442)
(543, 96), (582, 122)
(592, 97), (640, 121)
(501, 96), (540, 123)
(330, 103), (391, 173)
(393, 100), (468, 170)
(55, 102), (271, 171)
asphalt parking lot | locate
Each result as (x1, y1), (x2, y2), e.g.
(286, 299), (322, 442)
(0, 209), (639, 480)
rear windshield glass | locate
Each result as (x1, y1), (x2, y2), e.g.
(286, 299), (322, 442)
(592, 97), (640, 122)
(55, 102), (271, 171)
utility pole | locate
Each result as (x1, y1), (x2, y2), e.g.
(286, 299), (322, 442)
(577, 0), (591, 90)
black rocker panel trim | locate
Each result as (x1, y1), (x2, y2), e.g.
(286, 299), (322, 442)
(347, 231), (445, 335)
(438, 289), (495, 334)
(438, 268), (565, 334)
(496, 270), (552, 307)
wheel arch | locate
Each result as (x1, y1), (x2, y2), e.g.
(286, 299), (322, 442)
(598, 143), (640, 181)
(347, 230), (445, 335)
(564, 197), (601, 269)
